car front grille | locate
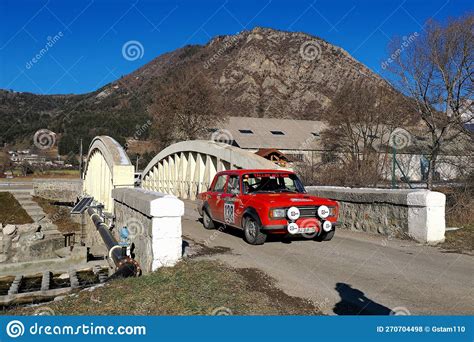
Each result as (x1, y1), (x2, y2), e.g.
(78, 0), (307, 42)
(298, 206), (318, 218)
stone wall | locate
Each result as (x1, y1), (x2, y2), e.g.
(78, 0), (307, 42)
(33, 180), (82, 203)
(306, 186), (446, 244)
(112, 188), (184, 273)
(0, 223), (63, 264)
(81, 212), (104, 249)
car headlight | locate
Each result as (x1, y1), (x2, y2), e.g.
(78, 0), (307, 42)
(322, 221), (332, 232)
(287, 222), (299, 235)
(318, 205), (330, 219)
(287, 206), (300, 220)
(270, 208), (286, 219)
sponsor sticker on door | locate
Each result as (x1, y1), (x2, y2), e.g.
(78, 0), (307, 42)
(224, 203), (235, 224)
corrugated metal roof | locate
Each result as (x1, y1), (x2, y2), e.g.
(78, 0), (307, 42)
(215, 116), (327, 150)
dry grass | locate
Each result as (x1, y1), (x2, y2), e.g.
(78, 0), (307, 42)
(32, 196), (80, 233)
(23, 170), (80, 179)
(0, 192), (33, 224)
(440, 224), (473, 255)
(437, 184), (473, 254)
(4, 260), (321, 316)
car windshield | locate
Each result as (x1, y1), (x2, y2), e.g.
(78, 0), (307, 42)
(242, 172), (306, 194)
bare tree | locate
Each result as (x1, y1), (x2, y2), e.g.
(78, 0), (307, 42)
(148, 66), (223, 149)
(0, 151), (13, 175)
(320, 80), (411, 186)
(387, 14), (473, 189)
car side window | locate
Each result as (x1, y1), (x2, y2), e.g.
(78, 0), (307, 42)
(213, 175), (227, 193)
(226, 175), (240, 194)
(283, 177), (297, 191)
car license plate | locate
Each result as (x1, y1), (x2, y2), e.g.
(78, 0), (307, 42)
(298, 227), (315, 234)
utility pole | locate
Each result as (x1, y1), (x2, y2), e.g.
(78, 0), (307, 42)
(135, 154), (140, 172)
(79, 138), (83, 178)
(391, 146), (396, 189)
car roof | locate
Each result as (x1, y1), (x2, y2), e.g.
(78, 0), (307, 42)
(216, 169), (295, 176)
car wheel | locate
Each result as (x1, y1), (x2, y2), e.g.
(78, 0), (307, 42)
(314, 229), (335, 242)
(243, 216), (267, 245)
(202, 209), (215, 230)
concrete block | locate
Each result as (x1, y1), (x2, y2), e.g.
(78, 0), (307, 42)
(152, 238), (182, 270)
(152, 217), (182, 239)
(407, 191), (445, 244)
(112, 187), (184, 217)
(113, 187), (184, 273)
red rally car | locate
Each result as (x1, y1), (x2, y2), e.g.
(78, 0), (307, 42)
(197, 169), (339, 245)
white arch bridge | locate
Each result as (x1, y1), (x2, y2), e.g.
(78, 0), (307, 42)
(82, 137), (280, 211)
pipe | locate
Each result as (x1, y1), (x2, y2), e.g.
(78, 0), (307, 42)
(87, 207), (141, 278)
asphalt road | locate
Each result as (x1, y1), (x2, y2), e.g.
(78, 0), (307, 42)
(182, 200), (473, 315)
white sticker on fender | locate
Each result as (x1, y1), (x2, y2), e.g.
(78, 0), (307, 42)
(224, 202), (235, 224)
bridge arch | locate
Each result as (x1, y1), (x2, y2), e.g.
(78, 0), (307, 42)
(141, 140), (280, 199)
(83, 136), (135, 213)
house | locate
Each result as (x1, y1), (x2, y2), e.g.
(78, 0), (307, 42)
(212, 116), (326, 163)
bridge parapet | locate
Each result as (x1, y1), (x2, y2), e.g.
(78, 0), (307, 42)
(112, 188), (183, 273)
(83, 136), (135, 213)
(306, 186), (445, 244)
(141, 140), (281, 199)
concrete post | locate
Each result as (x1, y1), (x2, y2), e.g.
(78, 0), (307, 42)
(407, 191), (446, 244)
(150, 195), (184, 270)
(112, 188), (184, 273)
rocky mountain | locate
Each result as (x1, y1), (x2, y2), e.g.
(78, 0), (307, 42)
(0, 27), (389, 151)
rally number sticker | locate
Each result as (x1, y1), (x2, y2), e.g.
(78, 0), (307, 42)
(224, 203), (235, 224)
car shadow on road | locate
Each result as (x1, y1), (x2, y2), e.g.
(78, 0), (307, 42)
(333, 282), (393, 315)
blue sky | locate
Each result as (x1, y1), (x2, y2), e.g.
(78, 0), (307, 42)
(0, 0), (472, 94)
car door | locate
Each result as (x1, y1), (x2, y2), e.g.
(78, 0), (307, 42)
(221, 174), (241, 226)
(209, 173), (228, 222)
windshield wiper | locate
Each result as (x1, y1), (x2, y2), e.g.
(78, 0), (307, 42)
(274, 189), (298, 193)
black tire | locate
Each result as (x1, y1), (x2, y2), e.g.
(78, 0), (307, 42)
(202, 209), (215, 230)
(243, 216), (267, 245)
(315, 229), (335, 242)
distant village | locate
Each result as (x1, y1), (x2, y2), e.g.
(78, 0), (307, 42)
(2, 149), (74, 178)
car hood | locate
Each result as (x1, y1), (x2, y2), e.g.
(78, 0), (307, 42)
(248, 193), (337, 207)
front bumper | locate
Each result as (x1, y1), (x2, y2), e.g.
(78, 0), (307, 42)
(261, 221), (340, 233)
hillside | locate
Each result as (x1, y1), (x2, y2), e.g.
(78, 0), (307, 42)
(0, 27), (390, 152)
